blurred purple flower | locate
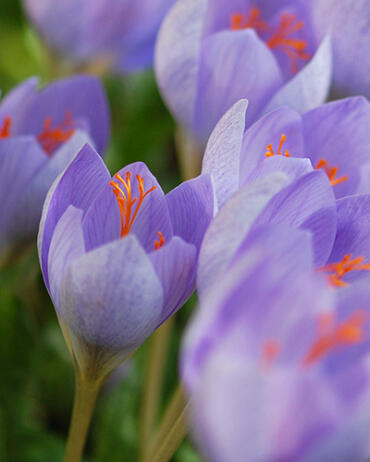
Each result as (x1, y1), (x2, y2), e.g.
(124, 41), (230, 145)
(307, 0), (370, 99)
(183, 225), (370, 462)
(0, 75), (109, 265)
(38, 143), (214, 378)
(24, 0), (175, 72)
(155, 0), (332, 143)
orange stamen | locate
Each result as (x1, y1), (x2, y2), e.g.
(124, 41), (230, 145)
(302, 310), (367, 365)
(319, 255), (370, 288)
(110, 172), (156, 238)
(0, 116), (11, 139)
(267, 13), (311, 74)
(265, 133), (290, 158)
(154, 231), (165, 250)
(315, 159), (348, 187)
(230, 7), (269, 32)
(37, 111), (75, 155)
(261, 339), (281, 366)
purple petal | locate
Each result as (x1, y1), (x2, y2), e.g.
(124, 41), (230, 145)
(302, 97), (370, 198)
(17, 75), (110, 153)
(155, 0), (207, 129)
(166, 173), (214, 251)
(202, 99), (247, 208)
(239, 106), (304, 181)
(38, 143), (110, 289)
(60, 235), (163, 355)
(252, 171), (337, 266)
(149, 236), (197, 323)
(47, 205), (85, 313)
(309, 0), (370, 98)
(246, 156), (313, 185)
(263, 35), (332, 115)
(0, 137), (46, 259)
(327, 195), (370, 284)
(194, 29), (283, 140)
(197, 172), (289, 297)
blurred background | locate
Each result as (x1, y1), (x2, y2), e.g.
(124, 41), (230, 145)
(0, 0), (200, 460)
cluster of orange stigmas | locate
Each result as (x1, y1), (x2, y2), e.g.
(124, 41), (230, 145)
(231, 7), (311, 73)
(0, 116), (11, 139)
(320, 254), (370, 288)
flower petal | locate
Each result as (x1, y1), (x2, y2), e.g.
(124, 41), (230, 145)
(202, 99), (247, 208)
(194, 29), (283, 140)
(166, 173), (215, 251)
(0, 77), (38, 128)
(155, 0), (207, 129)
(263, 35), (332, 115)
(38, 143), (110, 288)
(149, 236), (197, 323)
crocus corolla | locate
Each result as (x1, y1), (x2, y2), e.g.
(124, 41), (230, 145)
(38, 143), (214, 379)
(0, 75), (109, 265)
(24, 0), (175, 73)
(183, 225), (370, 462)
(155, 0), (332, 143)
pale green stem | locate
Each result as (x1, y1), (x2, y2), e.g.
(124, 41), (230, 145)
(63, 371), (102, 462)
(147, 400), (190, 462)
(139, 318), (175, 460)
(175, 126), (203, 180)
(145, 385), (186, 460)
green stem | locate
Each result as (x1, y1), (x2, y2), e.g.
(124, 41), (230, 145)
(139, 318), (174, 460)
(148, 401), (190, 462)
(63, 371), (102, 462)
(175, 126), (203, 180)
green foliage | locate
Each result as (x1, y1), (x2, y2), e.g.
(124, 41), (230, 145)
(0, 1), (201, 461)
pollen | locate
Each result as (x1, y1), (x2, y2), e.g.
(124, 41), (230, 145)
(0, 116), (11, 139)
(110, 172), (156, 238)
(315, 159), (348, 187)
(230, 7), (268, 32)
(302, 310), (367, 365)
(154, 231), (165, 250)
(265, 133), (290, 158)
(37, 111), (75, 155)
(267, 13), (311, 74)
(319, 254), (370, 288)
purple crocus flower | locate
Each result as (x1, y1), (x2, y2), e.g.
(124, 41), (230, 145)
(38, 143), (214, 378)
(183, 225), (370, 462)
(155, 0), (332, 143)
(24, 0), (175, 72)
(307, 0), (370, 99)
(0, 75), (109, 266)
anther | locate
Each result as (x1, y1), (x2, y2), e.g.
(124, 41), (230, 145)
(315, 159), (348, 187)
(154, 231), (165, 250)
(319, 254), (370, 287)
(230, 8), (268, 32)
(37, 111), (75, 155)
(265, 133), (290, 157)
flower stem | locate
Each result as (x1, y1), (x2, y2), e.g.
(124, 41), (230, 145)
(139, 318), (174, 460)
(63, 371), (101, 462)
(175, 126), (203, 180)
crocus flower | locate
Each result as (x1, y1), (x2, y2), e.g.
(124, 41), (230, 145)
(24, 0), (175, 73)
(38, 143), (214, 379)
(155, 0), (332, 143)
(0, 75), (110, 266)
(307, 0), (370, 99)
(183, 225), (370, 462)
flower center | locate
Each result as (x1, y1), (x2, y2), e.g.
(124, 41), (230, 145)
(0, 116), (11, 139)
(315, 159), (348, 187)
(110, 172), (156, 238)
(37, 111), (75, 155)
(265, 133), (290, 158)
(154, 231), (165, 250)
(319, 254), (370, 287)
(302, 310), (367, 365)
(230, 7), (310, 73)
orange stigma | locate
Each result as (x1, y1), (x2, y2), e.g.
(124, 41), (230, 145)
(320, 255), (370, 288)
(0, 116), (11, 139)
(154, 231), (165, 250)
(302, 310), (367, 365)
(37, 111), (75, 155)
(261, 339), (281, 367)
(315, 159), (348, 187)
(110, 172), (156, 238)
(265, 133), (290, 158)
(267, 13), (311, 74)
(230, 7), (268, 32)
